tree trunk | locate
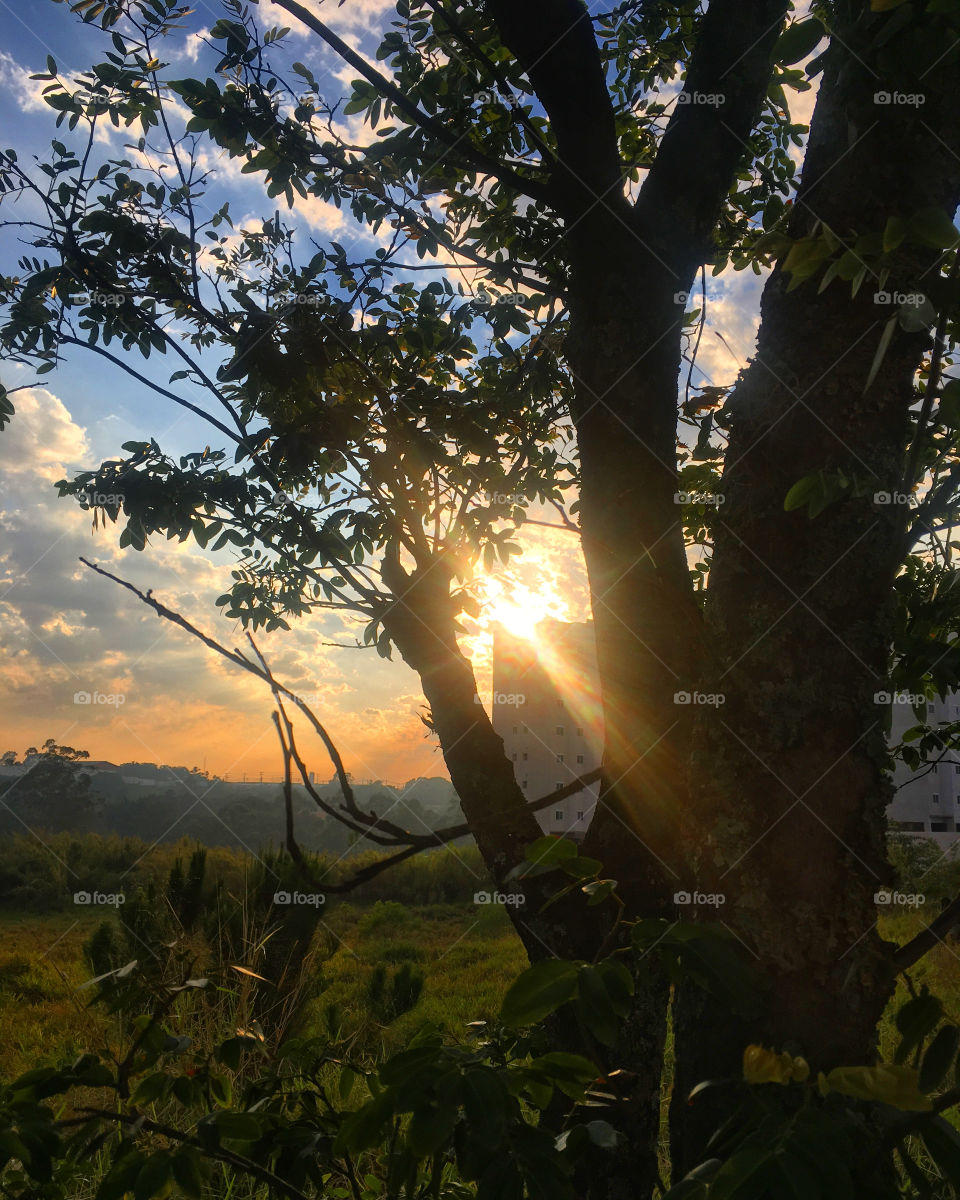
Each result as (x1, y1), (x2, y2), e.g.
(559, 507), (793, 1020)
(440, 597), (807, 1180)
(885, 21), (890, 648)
(672, 6), (960, 1174)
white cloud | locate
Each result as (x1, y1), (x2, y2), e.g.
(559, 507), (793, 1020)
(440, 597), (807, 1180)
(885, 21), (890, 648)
(1, 389), (91, 483)
(0, 50), (51, 115)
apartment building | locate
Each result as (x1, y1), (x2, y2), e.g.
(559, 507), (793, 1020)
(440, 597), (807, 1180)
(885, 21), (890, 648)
(493, 621), (960, 847)
(888, 690), (960, 845)
(491, 620), (604, 838)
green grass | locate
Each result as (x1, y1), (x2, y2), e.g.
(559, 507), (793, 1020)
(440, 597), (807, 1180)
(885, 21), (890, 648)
(5, 902), (960, 1088)
(0, 899), (529, 1080)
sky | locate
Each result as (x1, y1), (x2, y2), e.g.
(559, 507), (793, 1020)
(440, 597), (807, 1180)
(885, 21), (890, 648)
(0, 0), (814, 785)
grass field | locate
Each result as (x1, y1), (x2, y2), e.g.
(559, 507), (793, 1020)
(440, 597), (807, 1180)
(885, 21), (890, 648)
(3, 899), (960, 1082)
(0, 898), (531, 1081)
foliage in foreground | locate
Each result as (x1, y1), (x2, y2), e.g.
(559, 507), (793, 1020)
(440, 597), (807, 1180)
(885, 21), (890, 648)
(3, 839), (960, 1198)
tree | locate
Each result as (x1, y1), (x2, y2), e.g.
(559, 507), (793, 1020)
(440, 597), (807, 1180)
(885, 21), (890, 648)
(0, 739), (96, 833)
(2, 0), (960, 1191)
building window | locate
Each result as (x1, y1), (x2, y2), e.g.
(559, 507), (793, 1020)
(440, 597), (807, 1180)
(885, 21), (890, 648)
(929, 703), (936, 714)
(555, 810), (564, 822)
(933, 794), (940, 804)
(555, 783), (564, 791)
(522, 779), (527, 789)
(576, 754), (584, 764)
(557, 754), (564, 763)
(556, 726), (564, 735)
(577, 727), (584, 736)
(577, 810), (584, 821)
(932, 821), (948, 831)
(955, 764), (960, 774)
(522, 752), (528, 761)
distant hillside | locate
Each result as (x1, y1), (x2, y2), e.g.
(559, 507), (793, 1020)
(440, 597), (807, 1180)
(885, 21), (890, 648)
(0, 760), (463, 855)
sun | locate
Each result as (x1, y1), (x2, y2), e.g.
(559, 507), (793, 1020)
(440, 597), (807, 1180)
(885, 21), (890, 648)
(477, 576), (569, 640)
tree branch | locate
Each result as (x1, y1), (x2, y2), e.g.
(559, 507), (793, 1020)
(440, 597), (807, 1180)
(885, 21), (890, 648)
(635, 0), (788, 264)
(892, 892), (960, 971)
(267, 0), (552, 204)
(78, 557), (602, 892)
(484, 0), (624, 219)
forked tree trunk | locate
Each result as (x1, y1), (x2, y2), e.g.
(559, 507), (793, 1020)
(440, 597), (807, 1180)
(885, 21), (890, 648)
(671, 9), (960, 1175)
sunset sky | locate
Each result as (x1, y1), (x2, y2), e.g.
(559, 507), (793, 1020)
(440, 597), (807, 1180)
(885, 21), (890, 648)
(0, 0), (805, 783)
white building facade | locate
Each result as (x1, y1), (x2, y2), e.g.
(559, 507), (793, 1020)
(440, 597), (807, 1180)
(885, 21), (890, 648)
(493, 621), (960, 846)
(491, 621), (604, 838)
(888, 690), (960, 844)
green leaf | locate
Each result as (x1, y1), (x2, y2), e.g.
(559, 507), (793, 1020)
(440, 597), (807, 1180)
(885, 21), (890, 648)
(576, 965), (620, 1046)
(896, 990), (943, 1063)
(863, 314), (898, 395)
(170, 1149), (204, 1199)
(774, 18), (825, 65)
(920, 1025), (960, 1092)
(211, 1111), (261, 1141)
(500, 959), (580, 1027)
(585, 1119), (618, 1148)
(784, 474), (817, 512)
(335, 1088), (394, 1153)
(582, 878), (617, 905)
(134, 1152), (171, 1200)
(908, 207), (960, 250)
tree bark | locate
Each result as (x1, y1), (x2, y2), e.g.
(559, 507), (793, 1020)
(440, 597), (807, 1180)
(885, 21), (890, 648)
(672, 4), (960, 1174)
